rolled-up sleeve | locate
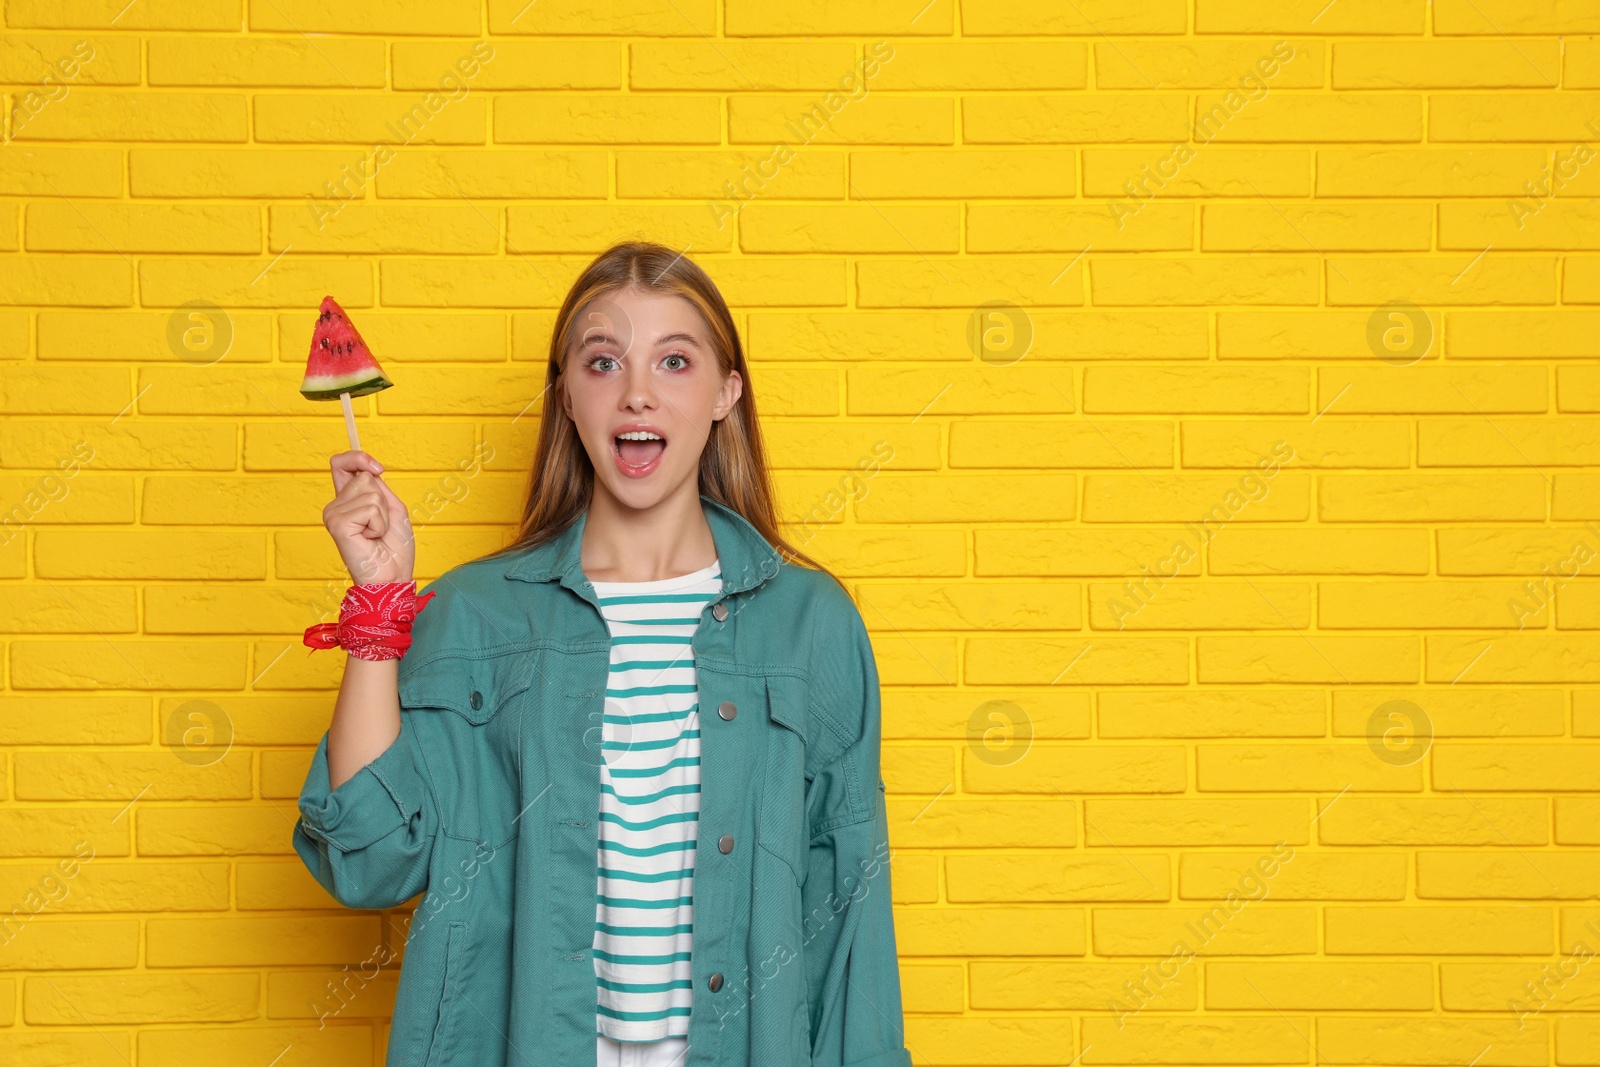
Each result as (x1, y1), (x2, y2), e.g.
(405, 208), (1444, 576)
(803, 593), (912, 1067)
(293, 714), (436, 911)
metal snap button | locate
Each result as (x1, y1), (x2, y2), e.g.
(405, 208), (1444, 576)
(469, 690), (483, 711)
(711, 602), (728, 621)
(708, 971), (724, 992)
(718, 834), (734, 854)
(717, 701), (736, 721)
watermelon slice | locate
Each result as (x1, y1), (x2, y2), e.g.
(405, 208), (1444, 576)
(300, 296), (393, 401)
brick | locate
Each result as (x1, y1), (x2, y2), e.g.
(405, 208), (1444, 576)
(24, 973), (257, 1023)
(895, 906), (1085, 956)
(14, 92), (247, 142)
(1082, 799), (1309, 846)
(970, 960), (1196, 1010)
(615, 148), (838, 202)
(1327, 254), (1557, 305)
(0, 583), (132, 632)
(0, 861), (228, 912)
(1195, 0), (1425, 33)
(378, 258), (568, 308)
(742, 204), (958, 253)
(1422, 418), (1600, 465)
(147, 915), (382, 966)
(884, 688), (1091, 742)
(35, 531), (265, 579)
(975, 526), (1206, 578)
(1097, 39), (1322, 89)
(1083, 1016), (1312, 1064)
(394, 39), (616, 90)
(1181, 849), (1404, 900)
(873, 42), (1090, 90)
(1316, 147), (1550, 196)
(1098, 690), (1325, 739)
(725, 0), (953, 34)
(1432, 93), (1600, 140)
(489, 0), (717, 35)
(1438, 526), (1600, 575)
(26, 203), (259, 254)
(1181, 419), (1409, 467)
(1330, 688), (1564, 738)
(138, 1026), (373, 1067)
(1205, 962), (1434, 1010)
(964, 1), (1185, 34)
(857, 149), (1081, 199)
(952, 419), (1170, 470)
(498, 94), (720, 144)
(970, 202), (1192, 252)
(1556, 799), (1600, 844)
(382, 149), (608, 198)
(859, 249), (1075, 312)
(1435, 743), (1600, 789)
(1333, 40), (1561, 88)
(138, 256), (372, 308)
(1435, 0), (1600, 34)
(1088, 580), (1312, 631)
(629, 40), (857, 91)
(1320, 580), (1537, 628)
(1321, 365), (1547, 413)
(149, 36), (386, 87)
(1442, 962), (1600, 1012)
(129, 147), (365, 198)
(1091, 256), (1320, 305)
(1197, 92), (1423, 142)
(1198, 744), (1423, 791)
(965, 745), (1186, 794)
(1326, 906), (1553, 954)
(1203, 202), (1431, 251)
(1198, 635), (1418, 683)
(1427, 635), (1600, 683)
(1081, 472), (1312, 522)
(1418, 851), (1600, 899)
(858, 475), (1077, 523)
(255, 93), (486, 144)
(1208, 528), (1431, 575)
(947, 853), (1171, 902)
(505, 203), (733, 255)
(1321, 1017), (1547, 1065)
(966, 635), (1189, 686)
(1087, 147), (1310, 199)
(964, 93), (1189, 144)
(1449, 311), (1600, 359)
(1319, 473), (1547, 521)
(38, 310), (272, 363)
(249, 0), (480, 34)
(0, 919), (137, 969)
(0, 256), (131, 307)
(1092, 905), (1318, 955)
(0, 419), (235, 470)
(272, 203), (500, 254)
(10, 639), (242, 690)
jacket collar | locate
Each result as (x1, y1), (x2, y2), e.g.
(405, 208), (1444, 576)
(502, 492), (782, 597)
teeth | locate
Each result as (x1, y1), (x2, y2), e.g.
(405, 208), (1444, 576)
(616, 431), (664, 441)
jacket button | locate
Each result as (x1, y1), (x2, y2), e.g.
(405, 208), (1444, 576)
(711, 602), (728, 621)
(708, 972), (724, 992)
(469, 690), (483, 710)
(718, 834), (734, 854)
(717, 701), (736, 721)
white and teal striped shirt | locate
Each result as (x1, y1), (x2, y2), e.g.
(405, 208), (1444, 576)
(590, 559), (722, 1043)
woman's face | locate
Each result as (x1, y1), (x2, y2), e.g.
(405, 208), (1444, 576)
(559, 286), (741, 509)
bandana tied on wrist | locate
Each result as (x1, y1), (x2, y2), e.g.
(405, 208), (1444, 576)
(303, 581), (437, 662)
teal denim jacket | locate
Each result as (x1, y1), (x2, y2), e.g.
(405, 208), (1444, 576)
(293, 495), (913, 1067)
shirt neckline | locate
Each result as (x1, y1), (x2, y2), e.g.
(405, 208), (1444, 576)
(586, 559), (721, 593)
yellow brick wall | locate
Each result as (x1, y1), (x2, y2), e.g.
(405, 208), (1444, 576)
(1, 1), (1598, 1064)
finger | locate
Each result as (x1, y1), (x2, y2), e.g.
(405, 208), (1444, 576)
(329, 450), (385, 490)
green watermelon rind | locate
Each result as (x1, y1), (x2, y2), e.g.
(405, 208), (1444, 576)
(300, 370), (393, 401)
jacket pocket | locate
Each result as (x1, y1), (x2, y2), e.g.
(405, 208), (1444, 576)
(756, 672), (809, 886)
(422, 919), (468, 1067)
(398, 653), (533, 849)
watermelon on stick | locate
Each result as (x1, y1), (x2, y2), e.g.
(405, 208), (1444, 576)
(300, 296), (392, 450)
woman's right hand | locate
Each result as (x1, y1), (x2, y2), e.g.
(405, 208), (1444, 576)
(323, 450), (415, 585)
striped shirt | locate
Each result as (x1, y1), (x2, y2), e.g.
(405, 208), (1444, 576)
(590, 559), (722, 1042)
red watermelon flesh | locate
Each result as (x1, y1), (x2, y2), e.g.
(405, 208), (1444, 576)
(300, 296), (393, 401)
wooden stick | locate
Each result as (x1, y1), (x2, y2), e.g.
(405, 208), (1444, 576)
(340, 391), (361, 451)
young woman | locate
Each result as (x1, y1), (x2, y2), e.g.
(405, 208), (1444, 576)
(294, 241), (912, 1067)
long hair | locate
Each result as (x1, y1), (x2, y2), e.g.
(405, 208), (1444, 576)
(468, 240), (836, 583)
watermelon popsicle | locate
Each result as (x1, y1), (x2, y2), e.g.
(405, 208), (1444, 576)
(299, 295), (392, 451)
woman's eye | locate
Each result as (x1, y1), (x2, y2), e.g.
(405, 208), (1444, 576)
(589, 355), (618, 372)
(663, 354), (688, 370)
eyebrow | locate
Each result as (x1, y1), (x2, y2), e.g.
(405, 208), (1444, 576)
(577, 331), (702, 349)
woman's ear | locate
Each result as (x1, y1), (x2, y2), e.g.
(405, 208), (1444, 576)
(714, 368), (743, 420)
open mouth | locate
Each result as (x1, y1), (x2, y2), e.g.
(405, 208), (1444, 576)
(614, 431), (667, 470)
